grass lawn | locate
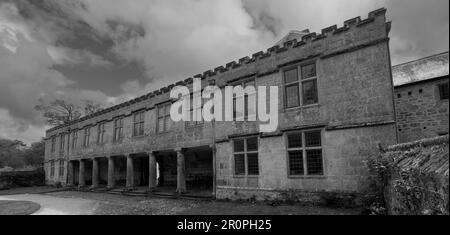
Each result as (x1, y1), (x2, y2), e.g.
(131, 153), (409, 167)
(0, 200), (41, 215)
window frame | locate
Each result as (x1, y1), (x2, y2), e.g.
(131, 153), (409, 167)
(157, 103), (172, 133)
(51, 137), (56, 153)
(132, 111), (146, 137)
(59, 160), (64, 177)
(83, 127), (91, 147)
(97, 122), (106, 144)
(185, 93), (204, 128)
(113, 117), (124, 142)
(231, 78), (257, 121)
(50, 161), (55, 177)
(232, 136), (260, 177)
(72, 131), (78, 150)
(438, 82), (449, 100)
(285, 129), (325, 177)
(282, 62), (319, 110)
(59, 134), (65, 154)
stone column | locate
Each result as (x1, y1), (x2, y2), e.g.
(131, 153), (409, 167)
(126, 154), (134, 189)
(107, 156), (115, 189)
(148, 152), (157, 190)
(67, 161), (74, 186)
(92, 158), (99, 188)
(176, 149), (186, 194)
(79, 159), (85, 188)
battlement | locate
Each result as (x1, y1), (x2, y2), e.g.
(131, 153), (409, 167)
(46, 8), (389, 134)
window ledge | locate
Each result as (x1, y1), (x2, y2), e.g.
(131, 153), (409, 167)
(283, 104), (320, 113)
(233, 175), (259, 179)
(288, 175), (327, 179)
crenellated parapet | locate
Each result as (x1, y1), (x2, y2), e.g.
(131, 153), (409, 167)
(46, 8), (390, 136)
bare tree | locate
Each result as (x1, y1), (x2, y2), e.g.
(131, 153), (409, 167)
(83, 100), (104, 116)
(34, 98), (83, 126)
(35, 98), (106, 126)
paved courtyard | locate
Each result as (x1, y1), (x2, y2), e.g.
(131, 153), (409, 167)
(0, 188), (362, 215)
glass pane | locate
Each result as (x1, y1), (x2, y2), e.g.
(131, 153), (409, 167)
(285, 84), (300, 108)
(234, 154), (245, 175)
(306, 150), (323, 175)
(305, 131), (321, 147)
(140, 123), (144, 135)
(158, 118), (165, 132)
(234, 139), (245, 152)
(287, 134), (302, 148)
(246, 137), (258, 151)
(439, 83), (449, 100)
(289, 151), (304, 175)
(164, 117), (170, 131)
(247, 153), (259, 175)
(245, 93), (256, 118)
(234, 96), (244, 119)
(165, 104), (171, 116)
(188, 110), (193, 124)
(301, 64), (316, 79)
(133, 124), (138, 136)
(302, 80), (318, 105)
(194, 107), (202, 122)
(284, 68), (298, 83)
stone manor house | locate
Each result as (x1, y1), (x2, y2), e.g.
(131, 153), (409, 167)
(43, 8), (448, 200)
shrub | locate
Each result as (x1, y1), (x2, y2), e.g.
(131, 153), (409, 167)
(366, 136), (449, 215)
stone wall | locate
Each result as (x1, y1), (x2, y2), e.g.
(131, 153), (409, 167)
(216, 124), (397, 200)
(381, 136), (449, 215)
(395, 77), (449, 143)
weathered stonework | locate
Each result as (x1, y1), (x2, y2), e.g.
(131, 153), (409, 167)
(44, 8), (397, 200)
(393, 52), (449, 143)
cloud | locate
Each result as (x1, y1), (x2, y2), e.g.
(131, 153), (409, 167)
(47, 46), (112, 67)
(0, 108), (47, 145)
(73, 0), (274, 83)
(384, 0), (449, 65)
(0, 0), (448, 145)
(0, 1), (114, 143)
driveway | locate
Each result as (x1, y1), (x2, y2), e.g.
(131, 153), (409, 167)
(0, 194), (98, 215)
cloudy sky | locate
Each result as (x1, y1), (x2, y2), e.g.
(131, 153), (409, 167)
(0, 0), (448, 145)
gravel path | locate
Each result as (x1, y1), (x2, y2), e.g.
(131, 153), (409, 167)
(1, 190), (362, 215)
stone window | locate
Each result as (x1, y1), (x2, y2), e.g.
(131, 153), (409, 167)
(72, 131), (78, 149)
(286, 130), (323, 176)
(233, 137), (259, 176)
(83, 127), (91, 147)
(232, 79), (256, 121)
(158, 103), (171, 133)
(59, 160), (64, 177)
(186, 94), (204, 127)
(50, 161), (55, 177)
(284, 63), (318, 109)
(114, 118), (124, 141)
(133, 111), (145, 137)
(59, 134), (65, 153)
(438, 82), (449, 100)
(97, 123), (106, 144)
(51, 137), (56, 153)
